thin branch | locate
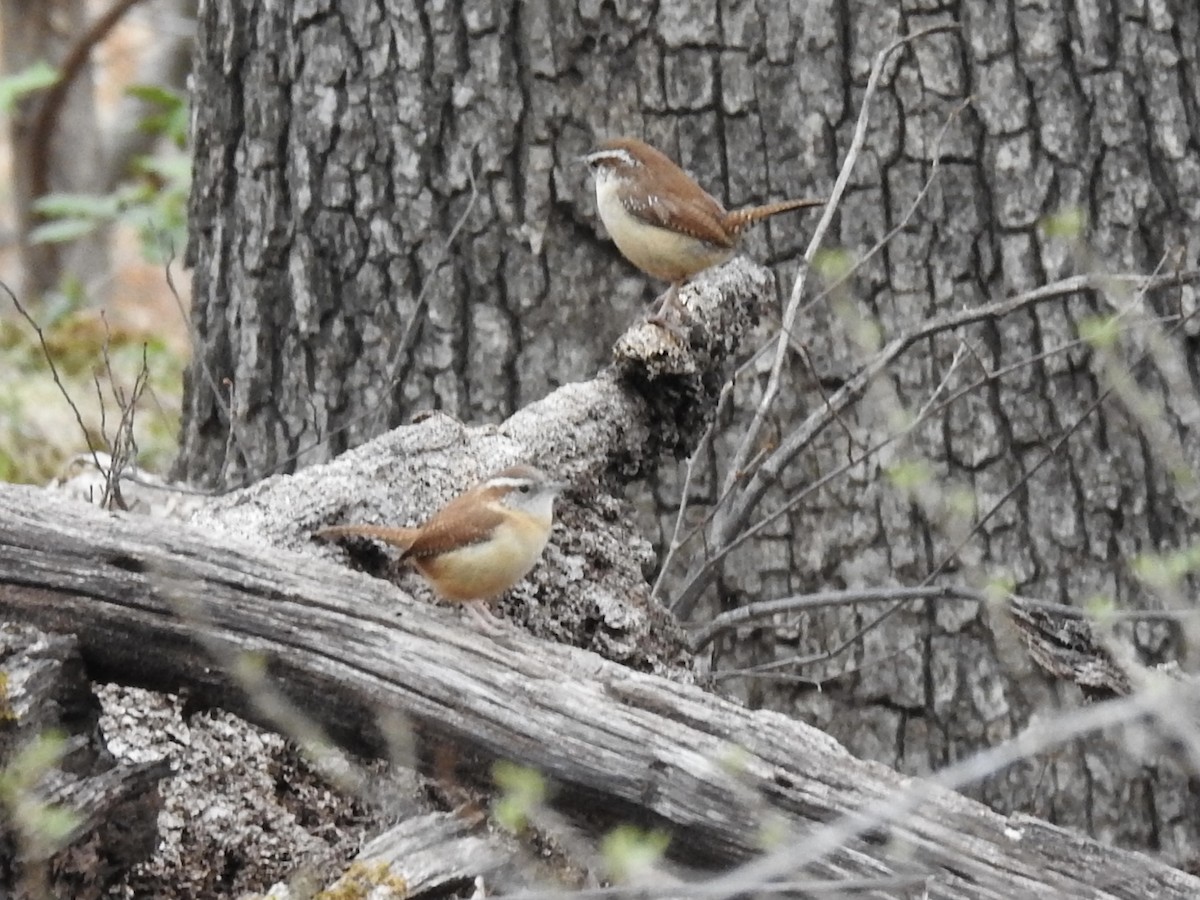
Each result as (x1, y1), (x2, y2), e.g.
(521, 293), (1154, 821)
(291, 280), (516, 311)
(2, 279), (105, 476)
(691, 309), (1184, 602)
(763, 95), (975, 370)
(28, 0), (149, 200)
(704, 685), (1181, 898)
(756, 382), (1119, 674)
(718, 23), (962, 519)
(690, 585), (1192, 651)
(718, 270), (1200, 672)
(710, 637), (925, 684)
(673, 269), (1200, 613)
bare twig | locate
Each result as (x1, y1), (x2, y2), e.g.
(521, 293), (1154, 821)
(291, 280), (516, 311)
(674, 270), (1200, 614)
(718, 23), (962, 523)
(163, 245), (246, 480)
(686, 309), (1185, 607)
(97, 331), (152, 510)
(690, 584), (1192, 652)
(711, 270), (1200, 672)
(711, 637), (926, 683)
(703, 685), (1184, 898)
(2, 279), (105, 477)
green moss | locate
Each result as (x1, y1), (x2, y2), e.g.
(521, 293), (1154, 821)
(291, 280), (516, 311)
(316, 860), (408, 899)
(0, 670), (12, 723)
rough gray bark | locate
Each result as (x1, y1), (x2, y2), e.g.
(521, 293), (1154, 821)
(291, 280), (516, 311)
(3, 484), (1200, 899)
(177, 0), (814, 486)
(176, 0), (1200, 869)
(691, 3), (1200, 871)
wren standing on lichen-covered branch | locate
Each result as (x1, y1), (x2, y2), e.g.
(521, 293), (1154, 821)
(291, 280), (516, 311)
(316, 465), (566, 619)
(583, 136), (824, 323)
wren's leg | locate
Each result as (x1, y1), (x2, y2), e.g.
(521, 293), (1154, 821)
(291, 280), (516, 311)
(462, 600), (507, 633)
(647, 282), (688, 339)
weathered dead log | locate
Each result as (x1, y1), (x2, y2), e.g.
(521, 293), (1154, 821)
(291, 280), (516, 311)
(0, 623), (169, 899)
(2, 484), (1199, 898)
(347, 812), (536, 897)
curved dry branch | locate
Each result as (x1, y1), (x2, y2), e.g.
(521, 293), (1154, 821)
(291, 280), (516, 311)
(675, 269), (1200, 614)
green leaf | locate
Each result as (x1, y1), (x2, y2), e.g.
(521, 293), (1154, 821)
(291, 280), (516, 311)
(492, 761), (546, 832)
(601, 825), (670, 882)
(984, 574), (1016, 601)
(1041, 207), (1085, 240)
(1132, 544), (1200, 590)
(1084, 595), (1116, 624)
(33, 192), (122, 219)
(756, 813), (788, 850)
(885, 458), (933, 492)
(134, 155), (192, 185)
(813, 247), (856, 281)
(22, 803), (82, 856)
(126, 84), (188, 143)
(125, 83), (185, 109)
(946, 486), (977, 518)
(0, 62), (59, 113)
(0, 731), (67, 794)
(1078, 314), (1120, 350)
(28, 219), (99, 244)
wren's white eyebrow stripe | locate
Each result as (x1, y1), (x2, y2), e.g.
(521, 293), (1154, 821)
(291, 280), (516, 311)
(485, 477), (534, 490)
(585, 150), (638, 168)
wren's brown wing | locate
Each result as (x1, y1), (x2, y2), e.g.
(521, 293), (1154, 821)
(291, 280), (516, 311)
(400, 492), (505, 561)
(619, 182), (734, 250)
(636, 190), (735, 249)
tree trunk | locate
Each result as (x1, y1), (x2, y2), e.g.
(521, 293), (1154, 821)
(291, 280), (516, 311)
(176, 0), (1200, 869)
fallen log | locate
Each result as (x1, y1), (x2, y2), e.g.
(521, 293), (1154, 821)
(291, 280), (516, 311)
(0, 622), (169, 899)
(2, 483), (1198, 898)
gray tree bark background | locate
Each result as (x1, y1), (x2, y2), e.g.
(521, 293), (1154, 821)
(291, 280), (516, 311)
(178, 0), (1200, 870)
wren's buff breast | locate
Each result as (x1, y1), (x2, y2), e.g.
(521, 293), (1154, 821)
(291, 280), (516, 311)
(584, 137), (824, 291)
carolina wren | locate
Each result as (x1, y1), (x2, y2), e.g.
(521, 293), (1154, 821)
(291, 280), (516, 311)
(583, 137), (823, 319)
(317, 465), (565, 604)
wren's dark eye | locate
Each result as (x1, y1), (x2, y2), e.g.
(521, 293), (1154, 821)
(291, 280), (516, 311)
(519, 483), (532, 494)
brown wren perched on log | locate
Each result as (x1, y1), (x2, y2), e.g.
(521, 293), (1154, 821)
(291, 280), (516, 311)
(317, 465), (565, 620)
(583, 136), (824, 324)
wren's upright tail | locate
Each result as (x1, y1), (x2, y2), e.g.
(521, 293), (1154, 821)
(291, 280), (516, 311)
(316, 523), (420, 554)
(723, 197), (825, 236)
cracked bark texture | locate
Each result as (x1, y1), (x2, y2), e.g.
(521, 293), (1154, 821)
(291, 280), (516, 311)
(178, 0), (1200, 868)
